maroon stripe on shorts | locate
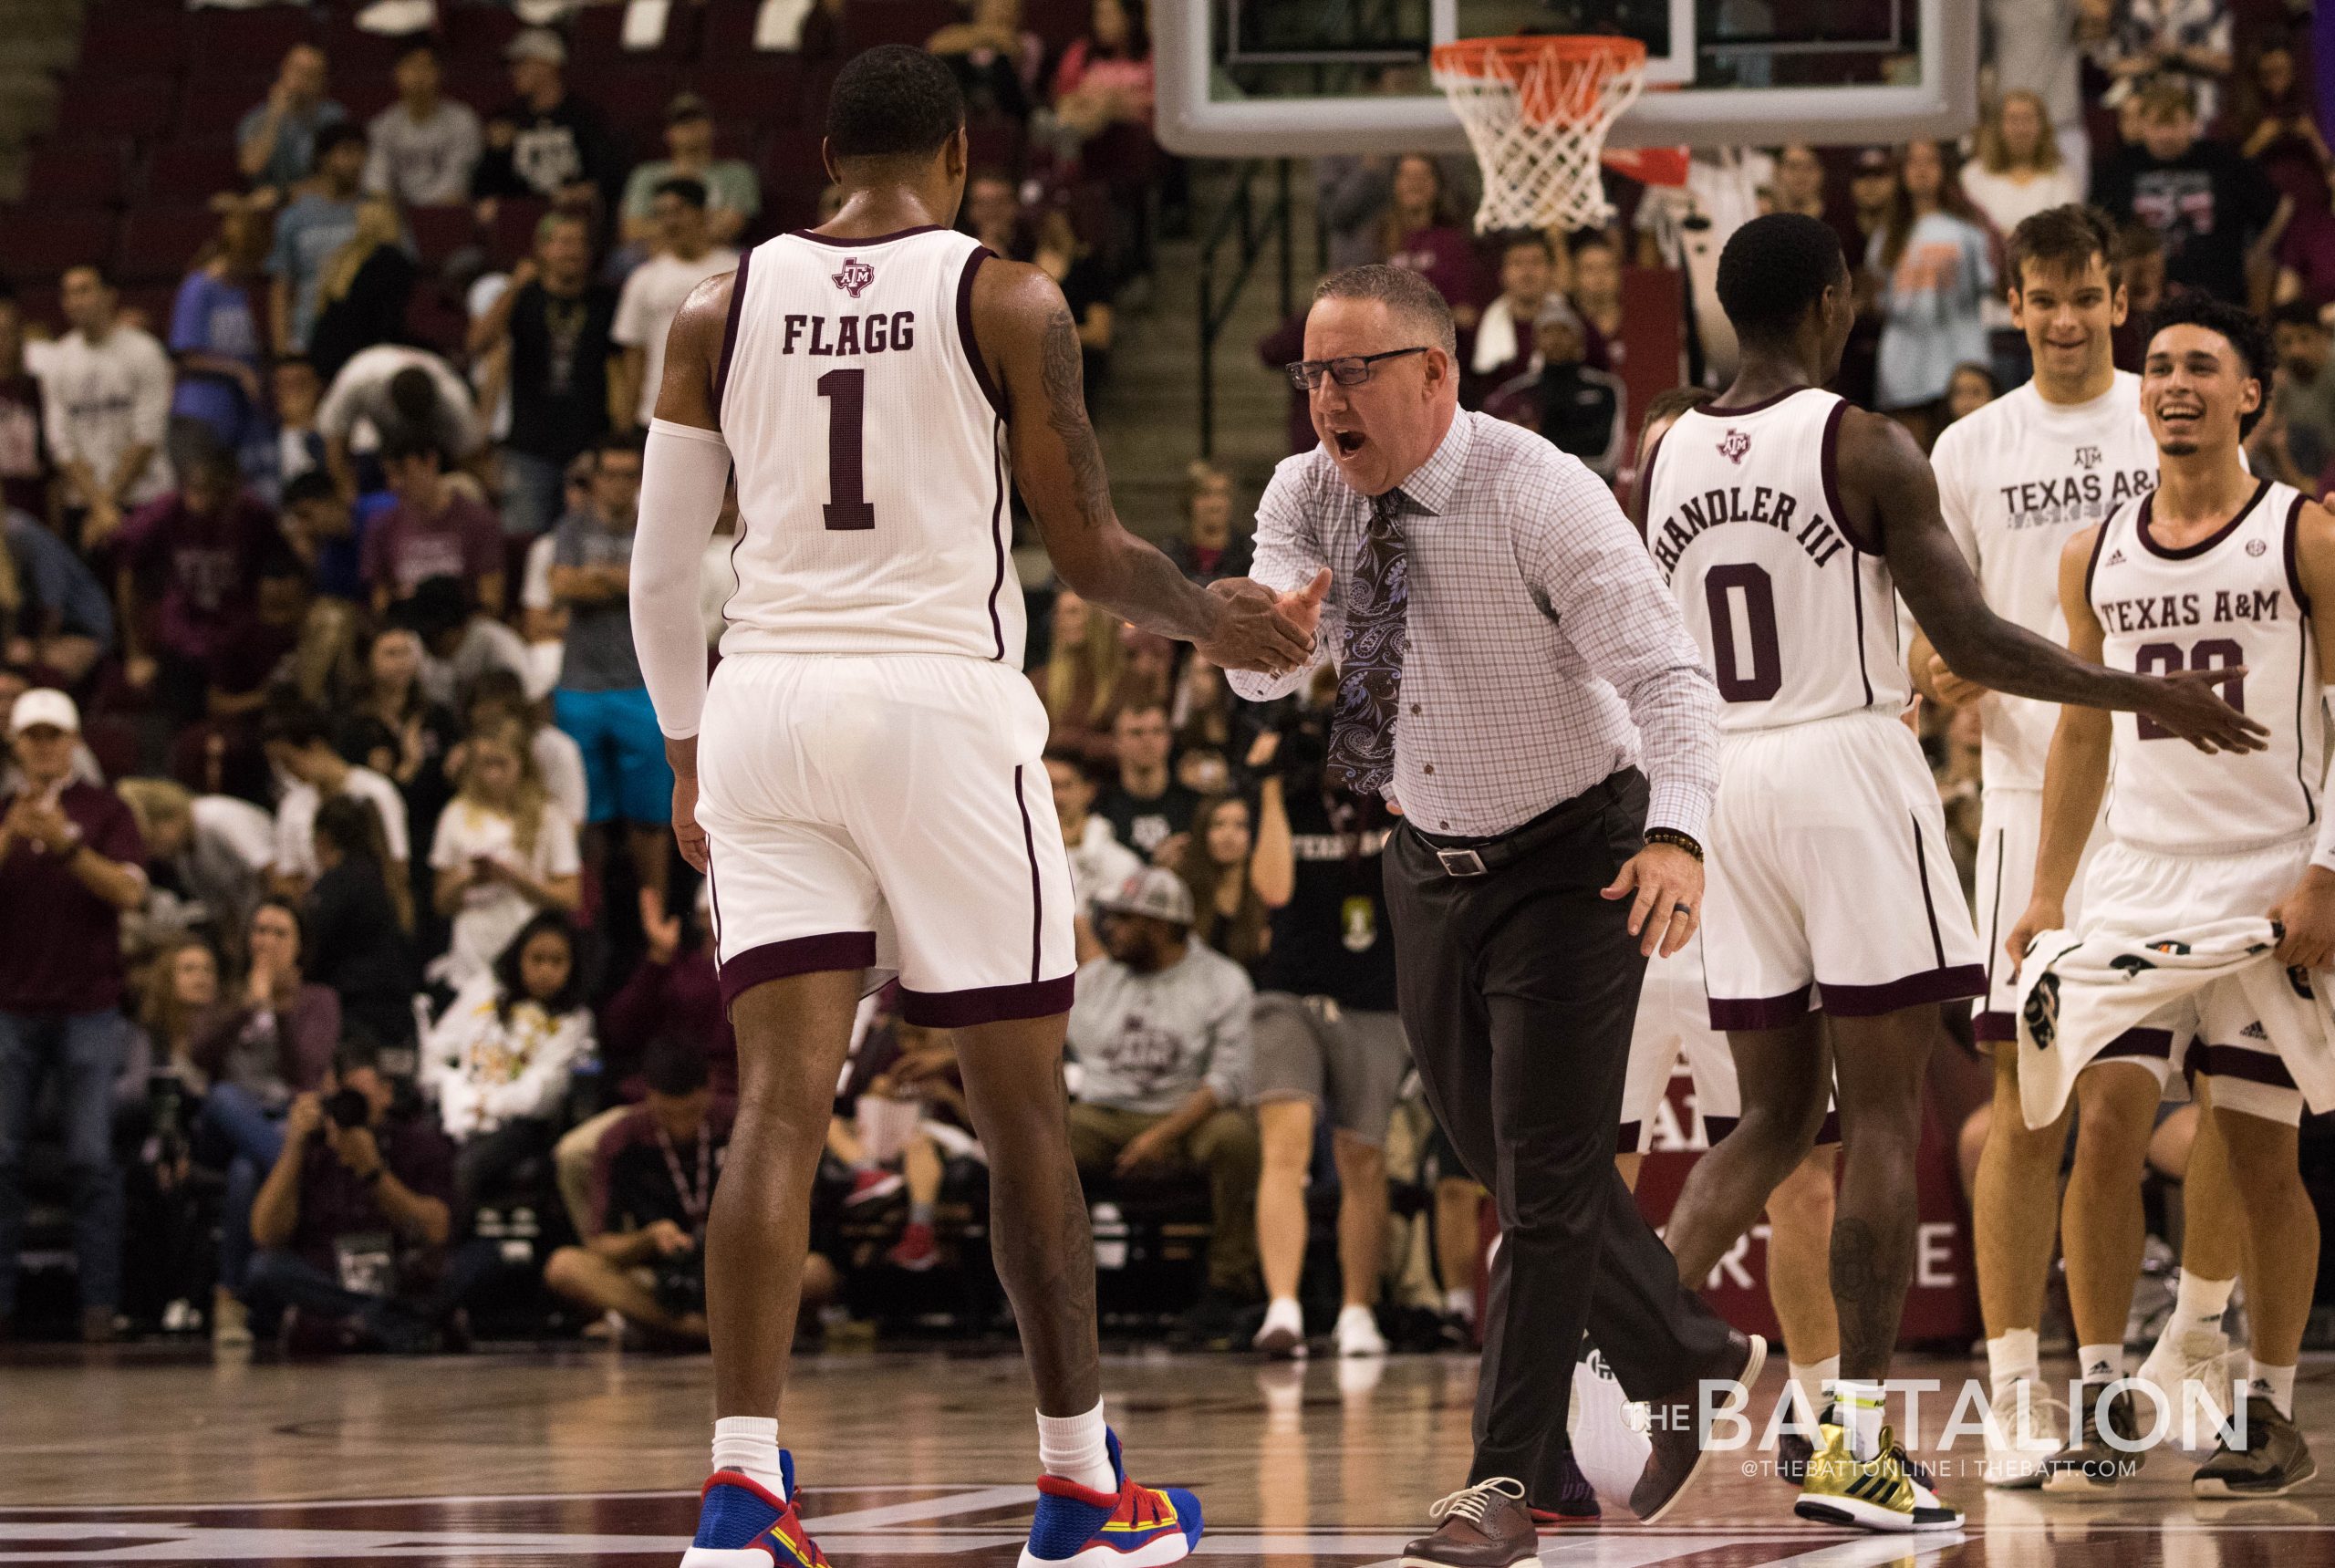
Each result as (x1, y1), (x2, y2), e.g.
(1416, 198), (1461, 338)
(2191, 1042), (2299, 1090)
(719, 931), (878, 1012)
(1974, 1009), (2018, 1043)
(2099, 1026), (2176, 1061)
(1819, 965), (1987, 1017)
(898, 973), (1075, 1028)
(1707, 985), (1814, 1030)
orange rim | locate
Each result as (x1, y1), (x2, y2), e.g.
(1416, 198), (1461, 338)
(1431, 34), (1647, 126)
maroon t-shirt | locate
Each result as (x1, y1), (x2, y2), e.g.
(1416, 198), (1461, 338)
(0, 781), (145, 1013)
(289, 1113), (456, 1279)
(1385, 224), (1489, 312)
(359, 493), (502, 600)
(118, 492), (278, 662)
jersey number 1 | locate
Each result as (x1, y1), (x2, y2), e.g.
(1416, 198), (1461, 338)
(818, 369), (875, 531)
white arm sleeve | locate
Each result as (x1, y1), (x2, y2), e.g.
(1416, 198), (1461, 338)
(632, 418), (733, 741)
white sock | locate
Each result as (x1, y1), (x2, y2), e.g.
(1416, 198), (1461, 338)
(2170, 1273), (2236, 1338)
(1036, 1400), (1116, 1494)
(1986, 1329), (2041, 1402)
(2078, 1343), (2124, 1386)
(1445, 1286), (1474, 1320)
(712, 1416), (787, 1497)
(1824, 1379), (1885, 1461)
(1788, 1356), (1837, 1428)
(2248, 1360), (2297, 1417)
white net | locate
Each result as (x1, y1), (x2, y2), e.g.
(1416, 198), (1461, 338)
(1434, 37), (1648, 234)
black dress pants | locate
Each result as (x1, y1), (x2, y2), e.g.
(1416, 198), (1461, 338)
(1385, 769), (1733, 1498)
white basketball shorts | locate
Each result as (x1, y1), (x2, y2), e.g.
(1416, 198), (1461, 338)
(694, 651), (1078, 1026)
(2070, 833), (2310, 1126)
(1703, 709), (1985, 1028)
(1621, 929), (1842, 1153)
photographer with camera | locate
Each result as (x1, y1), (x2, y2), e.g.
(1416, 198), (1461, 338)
(1244, 666), (1413, 1361)
(244, 1035), (456, 1353)
(545, 1037), (805, 1347)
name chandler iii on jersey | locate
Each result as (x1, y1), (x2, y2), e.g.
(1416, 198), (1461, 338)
(1649, 483), (1850, 578)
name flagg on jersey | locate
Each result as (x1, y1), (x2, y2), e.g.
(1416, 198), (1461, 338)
(1649, 483), (1846, 580)
(778, 311), (918, 357)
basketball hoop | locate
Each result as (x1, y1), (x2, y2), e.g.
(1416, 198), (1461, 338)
(1432, 35), (1680, 234)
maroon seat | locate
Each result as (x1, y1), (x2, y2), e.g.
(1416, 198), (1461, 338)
(840, 0), (962, 52)
(75, 7), (187, 77)
(117, 206), (222, 286)
(0, 210), (119, 278)
(596, 65), (686, 143)
(143, 139), (246, 206)
(185, 6), (317, 77)
(484, 196), (552, 266)
(116, 283), (180, 337)
(442, 3), (522, 65)
(1023, 0), (1089, 53)
(177, 81), (264, 139)
(571, 0), (698, 63)
(406, 204), (480, 268)
(690, 59), (806, 127)
(26, 140), (132, 210)
(65, 78), (177, 142)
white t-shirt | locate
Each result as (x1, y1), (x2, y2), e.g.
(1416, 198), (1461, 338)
(1928, 372), (2158, 791)
(614, 247), (740, 424)
(274, 766), (412, 879)
(317, 344), (485, 458)
(1960, 166), (2084, 248)
(188, 793), (278, 927)
(533, 727), (589, 829)
(428, 796), (583, 989)
(35, 326), (174, 507)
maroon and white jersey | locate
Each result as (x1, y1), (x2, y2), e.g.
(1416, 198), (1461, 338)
(714, 225), (1018, 663)
(1645, 387), (1910, 731)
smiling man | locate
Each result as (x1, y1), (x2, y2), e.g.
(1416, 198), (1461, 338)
(1909, 204), (2164, 1487)
(1225, 263), (1754, 1559)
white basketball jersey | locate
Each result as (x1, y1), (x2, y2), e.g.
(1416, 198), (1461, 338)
(1930, 373), (2156, 792)
(2091, 478), (2322, 854)
(714, 226), (1021, 664)
(1645, 388), (1908, 731)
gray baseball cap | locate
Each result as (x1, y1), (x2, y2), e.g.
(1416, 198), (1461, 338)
(1096, 867), (1196, 928)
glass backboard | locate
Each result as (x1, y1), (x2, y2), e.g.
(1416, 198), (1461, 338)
(1159, 0), (1977, 156)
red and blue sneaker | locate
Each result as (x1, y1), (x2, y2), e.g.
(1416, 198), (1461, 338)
(1019, 1429), (1203, 1568)
(680, 1454), (829, 1568)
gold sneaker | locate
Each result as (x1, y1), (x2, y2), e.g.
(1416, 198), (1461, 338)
(1791, 1421), (1962, 1534)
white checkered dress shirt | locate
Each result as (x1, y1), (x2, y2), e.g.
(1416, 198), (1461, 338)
(1229, 410), (1720, 841)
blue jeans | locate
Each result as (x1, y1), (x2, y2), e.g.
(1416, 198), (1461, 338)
(194, 1084), (285, 1295)
(501, 450), (566, 541)
(244, 1242), (502, 1352)
(0, 1009), (130, 1314)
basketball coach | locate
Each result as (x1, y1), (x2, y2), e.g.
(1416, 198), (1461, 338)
(1223, 265), (1759, 1563)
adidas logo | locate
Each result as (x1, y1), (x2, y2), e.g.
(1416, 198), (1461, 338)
(2106, 548), (2126, 565)
(2242, 1021), (2270, 1040)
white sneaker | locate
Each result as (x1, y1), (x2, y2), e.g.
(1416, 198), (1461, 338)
(1568, 1349), (1653, 1509)
(1981, 1379), (2065, 1489)
(1335, 1303), (1386, 1358)
(2137, 1324), (2240, 1455)
(1253, 1297), (1306, 1358)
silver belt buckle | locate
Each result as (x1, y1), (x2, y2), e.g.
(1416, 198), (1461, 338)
(1436, 846), (1488, 877)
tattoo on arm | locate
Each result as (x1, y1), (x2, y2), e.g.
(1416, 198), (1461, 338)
(1039, 302), (1111, 531)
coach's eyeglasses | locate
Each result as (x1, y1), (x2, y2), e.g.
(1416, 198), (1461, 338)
(1285, 346), (1430, 390)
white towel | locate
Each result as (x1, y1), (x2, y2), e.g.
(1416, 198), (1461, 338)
(2014, 917), (2335, 1127)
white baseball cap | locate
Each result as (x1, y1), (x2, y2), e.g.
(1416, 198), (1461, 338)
(9, 688), (79, 736)
(1096, 867), (1197, 928)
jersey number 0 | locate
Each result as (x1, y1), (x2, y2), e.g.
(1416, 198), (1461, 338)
(819, 369), (876, 532)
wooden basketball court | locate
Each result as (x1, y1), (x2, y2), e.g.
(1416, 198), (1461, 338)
(4, 1348), (2330, 1566)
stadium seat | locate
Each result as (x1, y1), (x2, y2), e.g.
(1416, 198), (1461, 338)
(571, 0), (698, 63)
(484, 197), (552, 267)
(25, 140), (132, 211)
(117, 283), (179, 336)
(839, 0), (962, 53)
(64, 78), (176, 142)
(73, 6), (186, 78)
(185, 6), (317, 78)
(322, 17), (415, 81)
(177, 82), (264, 140)
(0, 210), (119, 280)
(143, 140), (246, 208)
(1022, 0), (1090, 54)
(117, 206), (223, 286)
(406, 205), (481, 269)
(597, 63), (686, 144)
(442, 4), (522, 66)
(689, 60), (805, 128)
(697, 0), (799, 61)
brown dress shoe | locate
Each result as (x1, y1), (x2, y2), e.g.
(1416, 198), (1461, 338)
(1631, 1331), (1766, 1524)
(1400, 1478), (1541, 1568)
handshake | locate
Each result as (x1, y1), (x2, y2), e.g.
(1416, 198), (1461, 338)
(1196, 569), (1333, 677)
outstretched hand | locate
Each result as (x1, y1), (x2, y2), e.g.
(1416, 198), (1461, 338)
(2138, 666), (2270, 753)
(1198, 570), (1331, 675)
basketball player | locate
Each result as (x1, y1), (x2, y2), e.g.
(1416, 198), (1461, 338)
(626, 48), (1321, 1568)
(1634, 213), (2263, 1532)
(2007, 294), (2327, 1499)
(1622, 387), (1842, 1485)
(1914, 203), (2169, 1487)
